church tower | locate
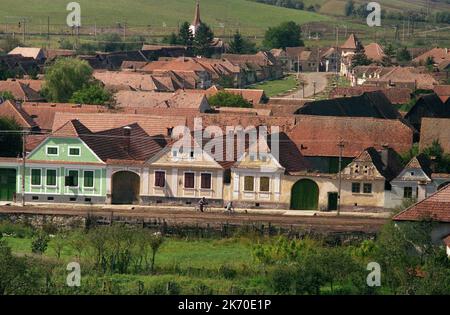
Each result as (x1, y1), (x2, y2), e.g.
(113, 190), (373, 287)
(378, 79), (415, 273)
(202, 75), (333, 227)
(190, 1), (202, 37)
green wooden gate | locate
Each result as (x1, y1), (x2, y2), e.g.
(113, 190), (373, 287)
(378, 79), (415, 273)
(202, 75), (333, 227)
(290, 179), (319, 210)
(0, 169), (17, 201)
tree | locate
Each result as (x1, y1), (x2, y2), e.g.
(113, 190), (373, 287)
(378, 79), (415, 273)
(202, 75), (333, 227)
(228, 31), (256, 54)
(208, 91), (253, 108)
(70, 82), (112, 105)
(178, 21), (193, 46)
(42, 58), (93, 102)
(351, 46), (372, 67)
(263, 21), (304, 49)
(0, 117), (22, 157)
(0, 35), (22, 53)
(193, 22), (214, 57)
(163, 33), (179, 45)
(148, 232), (164, 274)
(98, 33), (124, 52)
(344, 0), (355, 16)
(31, 232), (50, 255)
(0, 91), (15, 101)
(397, 47), (412, 63)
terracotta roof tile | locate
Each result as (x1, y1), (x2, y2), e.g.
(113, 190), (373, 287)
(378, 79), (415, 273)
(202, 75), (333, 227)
(288, 115), (413, 158)
(0, 81), (43, 101)
(329, 87), (412, 105)
(394, 184), (450, 223)
(0, 100), (36, 129)
(419, 118), (450, 154)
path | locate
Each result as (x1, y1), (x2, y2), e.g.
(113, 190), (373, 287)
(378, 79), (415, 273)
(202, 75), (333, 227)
(286, 72), (329, 99)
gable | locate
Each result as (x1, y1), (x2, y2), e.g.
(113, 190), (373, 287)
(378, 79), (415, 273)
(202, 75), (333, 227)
(343, 158), (384, 180)
(27, 137), (104, 164)
(234, 151), (284, 173)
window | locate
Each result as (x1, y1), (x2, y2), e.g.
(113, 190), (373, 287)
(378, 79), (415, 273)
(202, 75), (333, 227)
(404, 187), (413, 199)
(201, 173), (212, 189)
(155, 171), (166, 188)
(65, 170), (78, 187)
(244, 176), (255, 191)
(46, 169), (57, 186)
(363, 183), (372, 194)
(172, 150), (178, 158)
(352, 183), (361, 193)
(47, 146), (58, 156)
(31, 169), (41, 186)
(69, 147), (80, 156)
(190, 151), (195, 159)
(84, 171), (94, 188)
(260, 177), (270, 192)
(184, 172), (195, 189)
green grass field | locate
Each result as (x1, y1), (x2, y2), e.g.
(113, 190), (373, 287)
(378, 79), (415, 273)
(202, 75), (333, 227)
(248, 75), (299, 97)
(0, 0), (330, 32)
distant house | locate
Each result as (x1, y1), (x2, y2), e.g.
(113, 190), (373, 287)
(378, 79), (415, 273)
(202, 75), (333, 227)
(113, 90), (211, 113)
(0, 54), (40, 76)
(0, 100), (38, 131)
(404, 94), (450, 133)
(412, 47), (450, 66)
(285, 46), (340, 73)
(364, 66), (438, 90)
(0, 80), (44, 102)
(8, 47), (46, 63)
(340, 34), (364, 76)
(295, 91), (403, 120)
(329, 86), (412, 105)
(390, 154), (436, 207)
(349, 65), (394, 86)
(394, 184), (450, 247)
(364, 43), (386, 63)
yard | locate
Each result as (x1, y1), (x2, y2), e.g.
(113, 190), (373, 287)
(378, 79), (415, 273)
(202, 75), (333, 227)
(248, 75), (299, 97)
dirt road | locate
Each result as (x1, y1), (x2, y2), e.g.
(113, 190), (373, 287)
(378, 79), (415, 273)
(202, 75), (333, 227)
(287, 72), (329, 98)
(0, 205), (387, 234)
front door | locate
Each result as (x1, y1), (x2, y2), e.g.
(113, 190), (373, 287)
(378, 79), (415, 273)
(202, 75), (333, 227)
(0, 169), (16, 201)
(327, 192), (338, 211)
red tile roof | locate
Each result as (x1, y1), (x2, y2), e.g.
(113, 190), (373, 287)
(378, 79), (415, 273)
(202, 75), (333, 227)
(0, 100), (37, 129)
(0, 81), (43, 101)
(52, 112), (187, 137)
(433, 85), (450, 103)
(419, 118), (450, 154)
(288, 115), (413, 158)
(364, 43), (386, 62)
(394, 184), (450, 223)
(413, 47), (450, 65)
(329, 87), (412, 104)
(224, 89), (267, 105)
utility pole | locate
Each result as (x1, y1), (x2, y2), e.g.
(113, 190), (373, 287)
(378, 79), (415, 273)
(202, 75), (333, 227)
(47, 16), (50, 40)
(21, 131), (27, 207)
(313, 81), (316, 96)
(337, 140), (344, 216)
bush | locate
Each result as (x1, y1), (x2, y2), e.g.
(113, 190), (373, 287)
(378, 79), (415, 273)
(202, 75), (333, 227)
(31, 232), (50, 255)
(0, 221), (34, 238)
(218, 264), (237, 279)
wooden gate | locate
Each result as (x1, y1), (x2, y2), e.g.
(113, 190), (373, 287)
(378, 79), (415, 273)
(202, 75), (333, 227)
(290, 179), (319, 210)
(112, 171), (140, 205)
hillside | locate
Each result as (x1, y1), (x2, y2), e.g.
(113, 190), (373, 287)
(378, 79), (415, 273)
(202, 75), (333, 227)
(0, 0), (330, 33)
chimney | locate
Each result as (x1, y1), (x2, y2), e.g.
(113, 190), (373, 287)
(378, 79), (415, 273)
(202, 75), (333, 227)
(123, 126), (132, 153)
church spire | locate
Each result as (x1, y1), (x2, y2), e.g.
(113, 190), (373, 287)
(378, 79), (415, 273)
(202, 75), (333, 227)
(192, 0), (201, 27)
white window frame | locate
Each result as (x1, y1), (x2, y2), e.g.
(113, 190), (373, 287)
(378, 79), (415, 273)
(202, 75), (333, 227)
(83, 170), (95, 189)
(66, 169), (80, 189)
(30, 168), (42, 187)
(200, 172), (213, 190)
(68, 146), (81, 157)
(154, 170), (167, 188)
(46, 145), (59, 157)
(45, 168), (58, 188)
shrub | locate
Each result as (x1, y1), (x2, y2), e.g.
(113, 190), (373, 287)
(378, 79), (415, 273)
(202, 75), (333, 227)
(31, 233), (50, 255)
(218, 264), (237, 279)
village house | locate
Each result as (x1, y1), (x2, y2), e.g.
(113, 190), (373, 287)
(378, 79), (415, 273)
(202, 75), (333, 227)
(0, 54), (40, 77)
(390, 154), (436, 207)
(412, 47), (450, 66)
(349, 65), (394, 86)
(285, 46), (340, 73)
(0, 80), (44, 102)
(8, 47), (46, 64)
(364, 66), (438, 90)
(0, 100), (39, 131)
(340, 34), (364, 77)
(394, 184), (450, 251)
(329, 86), (412, 105)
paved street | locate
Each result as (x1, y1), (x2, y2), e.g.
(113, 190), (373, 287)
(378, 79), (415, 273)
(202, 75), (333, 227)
(286, 72), (330, 99)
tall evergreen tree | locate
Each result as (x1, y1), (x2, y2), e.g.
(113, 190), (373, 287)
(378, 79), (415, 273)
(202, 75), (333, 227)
(178, 22), (193, 46)
(351, 46), (372, 68)
(193, 22), (214, 57)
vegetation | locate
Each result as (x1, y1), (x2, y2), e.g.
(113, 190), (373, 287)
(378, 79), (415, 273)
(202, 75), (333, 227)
(42, 58), (111, 104)
(0, 117), (22, 157)
(351, 46), (372, 68)
(249, 75), (298, 97)
(228, 31), (257, 54)
(208, 91), (253, 108)
(1, 218), (449, 295)
(193, 23), (215, 57)
(0, 91), (15, 101)
(263, 21), (304, 49)
(400, 141), (450, 173)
